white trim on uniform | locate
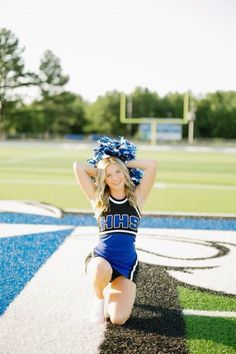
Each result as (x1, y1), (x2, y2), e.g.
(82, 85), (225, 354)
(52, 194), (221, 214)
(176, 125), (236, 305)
(99, 230), (137, 237)
(109, 196), (128, 204)
(130, 258), (139, 281)
(134, 205), (142, 218)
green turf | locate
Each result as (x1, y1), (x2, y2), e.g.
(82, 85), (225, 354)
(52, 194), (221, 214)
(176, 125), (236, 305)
(178, 287), (236, 312)
(179, 287), (236, 353)
(184, 316), (236, 354)
(1, 143), (236, 213)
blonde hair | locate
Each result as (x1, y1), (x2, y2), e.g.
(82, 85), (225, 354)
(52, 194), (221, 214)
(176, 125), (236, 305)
(94, 157), (137, 219)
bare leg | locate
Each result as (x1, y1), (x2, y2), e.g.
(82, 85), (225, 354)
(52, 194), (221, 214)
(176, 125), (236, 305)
(107, 276), (136, 325)
(87, 256), (112, 299)
(86, 257), (113, 323)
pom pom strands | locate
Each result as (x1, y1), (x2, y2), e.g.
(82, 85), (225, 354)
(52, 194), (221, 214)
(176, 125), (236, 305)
(87, 136), (144, 185)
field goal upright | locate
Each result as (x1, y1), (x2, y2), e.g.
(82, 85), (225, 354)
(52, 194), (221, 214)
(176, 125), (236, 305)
(120, 92), (195, 144)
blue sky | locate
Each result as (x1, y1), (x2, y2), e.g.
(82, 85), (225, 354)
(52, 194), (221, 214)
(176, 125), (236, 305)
(1, 0), (236, 101)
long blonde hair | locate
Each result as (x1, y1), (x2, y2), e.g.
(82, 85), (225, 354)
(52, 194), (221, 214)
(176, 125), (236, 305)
(94, 157), (137, 219)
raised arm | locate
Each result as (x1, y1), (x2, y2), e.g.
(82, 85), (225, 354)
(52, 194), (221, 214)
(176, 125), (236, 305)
(126, 159), (157, 209)
(73, 161), (97, 203)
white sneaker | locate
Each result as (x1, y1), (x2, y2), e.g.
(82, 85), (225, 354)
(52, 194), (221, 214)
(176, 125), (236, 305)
(89, 298), (105, 324)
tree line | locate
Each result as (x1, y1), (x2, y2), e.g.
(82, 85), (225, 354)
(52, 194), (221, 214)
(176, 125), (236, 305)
(1, 28), (236, 140)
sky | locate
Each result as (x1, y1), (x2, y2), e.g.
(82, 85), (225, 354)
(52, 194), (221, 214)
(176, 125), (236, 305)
(1, 0), (236, 102)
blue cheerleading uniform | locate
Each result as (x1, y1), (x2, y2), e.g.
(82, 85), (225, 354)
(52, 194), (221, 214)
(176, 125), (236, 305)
(93, 195), (141, 282)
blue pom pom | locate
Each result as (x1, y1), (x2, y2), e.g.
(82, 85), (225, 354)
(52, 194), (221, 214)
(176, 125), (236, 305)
(87, 136), (143, 185)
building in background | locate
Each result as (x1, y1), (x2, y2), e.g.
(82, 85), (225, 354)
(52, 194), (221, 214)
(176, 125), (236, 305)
(139, 123), (182, 142)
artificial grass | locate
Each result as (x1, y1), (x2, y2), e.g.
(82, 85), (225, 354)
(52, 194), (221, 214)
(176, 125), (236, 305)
(1, 143), (236, 213)
(184, 316), (236, 354)
(178, 286), (236, 312)
(179, 287), (236, 353)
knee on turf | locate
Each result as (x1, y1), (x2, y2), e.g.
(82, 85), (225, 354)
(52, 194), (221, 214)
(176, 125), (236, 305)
(109, 313), (130, 325)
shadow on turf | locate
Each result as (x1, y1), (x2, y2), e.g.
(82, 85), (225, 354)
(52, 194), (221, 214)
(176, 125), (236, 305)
(126, 304), (185, 336)
(99, 263), (188, 354)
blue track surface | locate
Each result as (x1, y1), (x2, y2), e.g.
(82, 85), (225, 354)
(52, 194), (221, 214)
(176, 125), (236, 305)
(1, 212), (236, 230)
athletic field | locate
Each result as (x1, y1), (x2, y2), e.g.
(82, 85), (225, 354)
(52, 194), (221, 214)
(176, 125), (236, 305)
(0, 141), (236, 353)
(0, 141), (236, 214)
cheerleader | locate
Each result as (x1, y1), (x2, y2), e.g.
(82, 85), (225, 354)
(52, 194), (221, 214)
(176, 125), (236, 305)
(73, 137), (157, 325)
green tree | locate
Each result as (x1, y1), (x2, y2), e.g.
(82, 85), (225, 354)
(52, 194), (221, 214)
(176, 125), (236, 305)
(0, 28), (37, 136)
(6, 92), (88, 136)
(86, 91), (128, 136)
(37, 50), (70, 135)
(40, 92), (87, 135)
(5, 99), (43, 136)
(160, 92), (185, 118)
(38, 50), (69, 98)
(195, 91), (236, 139)
(132, 87), (160, 118)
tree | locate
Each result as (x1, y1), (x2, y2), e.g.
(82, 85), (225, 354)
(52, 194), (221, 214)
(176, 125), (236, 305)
(38, 50), (69, 98)
(132, 87), (160, 118)
(39, 92), (87, 135)
(37, 50), (69, 136)
(86, 91), (128, 136)
(195, 91), (236, 139)
(0, 28), (37, 136)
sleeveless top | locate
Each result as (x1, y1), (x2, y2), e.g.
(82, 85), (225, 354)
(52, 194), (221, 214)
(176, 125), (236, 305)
(94, 195), (141, 278)
(98, 195), (141, 237)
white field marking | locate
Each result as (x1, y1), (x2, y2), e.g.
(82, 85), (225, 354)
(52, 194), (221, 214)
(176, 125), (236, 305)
(61, 143), (90, 150)
(139, 144), (236, 154)
(0, 151), (63, 165)
(154, 182), (236, 190)
(137, 228), (236, 295)
(0, 200), (63, 218)
(0, 167), (71, 173)
(183, 309), (236, 318)
(0, 178), (74, 185)
(0, 227), (104, 354)
(1, 141), (236, 154)
(0, 224), (74, 238)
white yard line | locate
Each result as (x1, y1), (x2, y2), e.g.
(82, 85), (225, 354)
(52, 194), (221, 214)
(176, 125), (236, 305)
(155, 182), (236, 190)
(0, 151), (63, 165)
(183, 309), (236, 318)
(0, 179), (74, 185)
(0, 167), (71, 173)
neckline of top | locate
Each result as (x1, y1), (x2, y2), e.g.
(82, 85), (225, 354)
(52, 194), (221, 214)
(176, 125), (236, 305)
(109, 195), (127, 204)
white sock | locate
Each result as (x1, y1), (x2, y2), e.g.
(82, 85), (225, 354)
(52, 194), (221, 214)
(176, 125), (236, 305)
(89, 297), (105, 324)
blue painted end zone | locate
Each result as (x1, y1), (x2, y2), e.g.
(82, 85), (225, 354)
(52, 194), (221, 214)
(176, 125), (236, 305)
(0, 212), (236, 230)
(0, 229), (72, 316)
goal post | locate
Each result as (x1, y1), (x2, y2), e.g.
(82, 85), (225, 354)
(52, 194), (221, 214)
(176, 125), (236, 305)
(120, 92), (192, 144)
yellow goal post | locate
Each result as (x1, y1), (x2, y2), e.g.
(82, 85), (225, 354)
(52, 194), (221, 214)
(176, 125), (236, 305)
(120, 92), (194, 144)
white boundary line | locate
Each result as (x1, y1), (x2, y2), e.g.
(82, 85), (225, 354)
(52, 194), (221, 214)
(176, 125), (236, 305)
(0, 179), (74, 185)
(0, 151), (63, 165)
(183, 309), (236, 318)
(154, 182), (236, 191)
